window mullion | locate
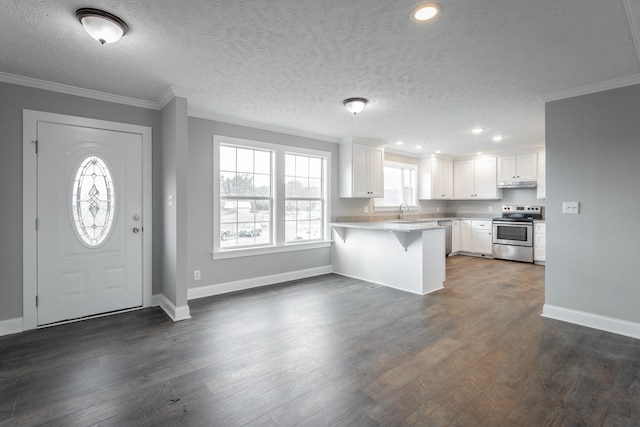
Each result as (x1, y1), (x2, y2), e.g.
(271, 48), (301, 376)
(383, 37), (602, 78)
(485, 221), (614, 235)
(274, 149), (286, 246)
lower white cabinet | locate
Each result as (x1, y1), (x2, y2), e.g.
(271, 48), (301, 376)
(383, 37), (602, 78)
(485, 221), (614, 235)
(471, 220), (493, 255)
(457, 219), (492, 256)
(534, 222), (546, 263)
(452, 220), (461, 253)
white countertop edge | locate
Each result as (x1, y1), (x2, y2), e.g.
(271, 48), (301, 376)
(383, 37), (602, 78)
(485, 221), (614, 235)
(330, 221), (445, 232)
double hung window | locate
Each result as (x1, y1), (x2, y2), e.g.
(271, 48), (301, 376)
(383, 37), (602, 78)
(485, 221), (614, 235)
(374, 161), (417, 209)
(214, 136), (330, 258)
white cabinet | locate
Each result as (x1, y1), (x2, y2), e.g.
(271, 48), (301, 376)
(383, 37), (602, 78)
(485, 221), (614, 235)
(453, 157), (499, 199)
(340, 141), (384, 198)
(497, 153), (537, 183)
(457, 219), (492, 256)
(471, 220), (493, 255)
(537, 152), (546, 199)
(452, 220), (461, 253)
(534, 221), (546, 263)
(458, 220), (473, 253)
(419, 156), (453, 200)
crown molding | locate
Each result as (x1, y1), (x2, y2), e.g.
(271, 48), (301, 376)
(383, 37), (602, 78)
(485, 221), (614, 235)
(537, 74), (640, 103)
(188, 108), (339, 144)
(0, 71), (158, 110)
(157, 86), (193, 110)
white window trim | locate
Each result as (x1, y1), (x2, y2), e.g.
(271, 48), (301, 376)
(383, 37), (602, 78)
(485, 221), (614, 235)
(213, 135), (331, 259)
(373, 160), (419, 212)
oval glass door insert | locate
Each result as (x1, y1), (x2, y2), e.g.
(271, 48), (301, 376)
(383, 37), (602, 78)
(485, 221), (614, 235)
(71, 156), (116, 247)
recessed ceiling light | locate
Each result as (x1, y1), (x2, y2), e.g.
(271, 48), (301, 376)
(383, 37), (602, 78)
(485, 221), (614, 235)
(471, 127), (484, 134)
(411, 3), (442, 22)
(435, 150), (442, 154)
(415, 145), (423, 149)
(477, 152), (483, 155)
(396, 141), (404, 145)
(492, 135), (504, 142)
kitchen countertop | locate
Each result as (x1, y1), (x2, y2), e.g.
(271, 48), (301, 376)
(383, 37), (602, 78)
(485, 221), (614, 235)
(330, 220), (445, 232)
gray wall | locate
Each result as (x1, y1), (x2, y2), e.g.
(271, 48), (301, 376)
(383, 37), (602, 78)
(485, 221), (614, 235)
(0, 81), (161, 322)
(546, 84), (640, 323)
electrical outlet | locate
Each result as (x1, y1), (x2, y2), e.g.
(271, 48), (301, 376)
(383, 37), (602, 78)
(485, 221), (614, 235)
(194, 270), (201, 280)
(488, 206), (493, 212)
(562, 201), (580, 214)
(364, 206), (369, 213)
(168, 194), (174, 206)
(436, 207), (440, 213)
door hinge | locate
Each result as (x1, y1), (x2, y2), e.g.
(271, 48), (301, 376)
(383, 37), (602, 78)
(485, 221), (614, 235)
(36, 295), (38, 307)
(35, 218), (39, 231)
(32, 140), (38, 154)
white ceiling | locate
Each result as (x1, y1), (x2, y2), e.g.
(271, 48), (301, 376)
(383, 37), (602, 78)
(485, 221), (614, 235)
(2, 0), (640, 156)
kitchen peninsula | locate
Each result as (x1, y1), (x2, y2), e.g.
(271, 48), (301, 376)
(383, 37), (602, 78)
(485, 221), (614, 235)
(330, 221), (446, 295)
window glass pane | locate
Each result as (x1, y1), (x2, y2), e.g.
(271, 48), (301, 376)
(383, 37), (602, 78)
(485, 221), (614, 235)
(236, 173), (254, 196)
(220, 171), (236, 195)
(236, 148), (254, 173)
(375, 164), (417, 207)
(308, 157), (322, 178)
(254, 173), (271, 196)
(309, 201), (322, 220)
(254, 150), (271, 174)
(285, 177), (296, 197)
(220, 146), (236, 172)
(285, 200), (296, 220)
(295, 155), (309, 177)
(308, 178), (321, 198)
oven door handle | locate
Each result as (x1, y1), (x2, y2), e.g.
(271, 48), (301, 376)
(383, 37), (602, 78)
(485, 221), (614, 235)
(493, 221), (533, 226)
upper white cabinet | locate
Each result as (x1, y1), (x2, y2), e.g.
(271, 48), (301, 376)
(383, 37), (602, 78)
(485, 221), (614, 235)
(498, 153), (537, 183)
(339, 139), (384, 198)
(537, 152), (546, 199)
(453, 157), (500, 199)
(419, 156), (453, 200)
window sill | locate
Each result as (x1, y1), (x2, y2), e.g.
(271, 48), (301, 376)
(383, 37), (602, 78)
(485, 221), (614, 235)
(213, 240), (332, 260)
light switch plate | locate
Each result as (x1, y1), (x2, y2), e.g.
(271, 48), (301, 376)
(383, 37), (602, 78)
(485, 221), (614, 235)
(563, 201), (580, 214)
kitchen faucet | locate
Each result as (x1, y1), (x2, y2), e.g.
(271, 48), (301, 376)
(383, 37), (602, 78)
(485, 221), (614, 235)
(398, 203), (409, 219)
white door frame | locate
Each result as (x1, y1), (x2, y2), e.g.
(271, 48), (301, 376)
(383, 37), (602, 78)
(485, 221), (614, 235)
(23, 110), (153, 331)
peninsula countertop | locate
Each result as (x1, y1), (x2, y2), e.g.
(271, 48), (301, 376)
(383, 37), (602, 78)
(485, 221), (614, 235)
(329, 220), (445, 233)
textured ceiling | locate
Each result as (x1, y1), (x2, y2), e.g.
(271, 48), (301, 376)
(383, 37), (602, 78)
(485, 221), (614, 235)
(2, 0), (640, 156)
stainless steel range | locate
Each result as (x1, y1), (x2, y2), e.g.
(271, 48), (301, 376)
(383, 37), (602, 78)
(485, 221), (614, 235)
(492, 205), (542, 263)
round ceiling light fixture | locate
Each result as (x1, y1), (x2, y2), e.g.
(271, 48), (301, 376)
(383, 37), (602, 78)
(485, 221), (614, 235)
(343, 98), (369, 115)
(76, 8), (129, 44)
(411, 3), (442, 23)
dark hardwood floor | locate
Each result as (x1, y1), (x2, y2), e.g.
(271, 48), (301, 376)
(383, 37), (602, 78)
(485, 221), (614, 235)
(1, 256), (640, 426)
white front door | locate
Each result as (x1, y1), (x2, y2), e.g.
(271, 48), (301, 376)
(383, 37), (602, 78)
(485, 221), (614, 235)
(37, 122), (143, 325)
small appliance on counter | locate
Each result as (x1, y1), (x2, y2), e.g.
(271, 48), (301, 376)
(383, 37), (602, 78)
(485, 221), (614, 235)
(492, 205), (542, 263)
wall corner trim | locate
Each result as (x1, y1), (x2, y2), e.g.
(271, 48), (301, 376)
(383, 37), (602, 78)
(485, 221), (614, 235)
(0, 317), (24, 337)
(542, 304), (640, 340)
(153, 294), (191, 322)
(157, 86), (193, 110)
(187, 265), (333, 300)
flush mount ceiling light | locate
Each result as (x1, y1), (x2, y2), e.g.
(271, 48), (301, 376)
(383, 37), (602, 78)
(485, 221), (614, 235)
(343, 98), (368, 115)
(411, 3), (442, 23)
(76, 8), (129, 44)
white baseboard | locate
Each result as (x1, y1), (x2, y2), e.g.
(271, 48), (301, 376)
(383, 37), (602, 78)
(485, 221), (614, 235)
(542, 304), (640, 340)
(188, 265), (333, 300)
(0, 317), (23, 337)
(152, 294), (191, 321)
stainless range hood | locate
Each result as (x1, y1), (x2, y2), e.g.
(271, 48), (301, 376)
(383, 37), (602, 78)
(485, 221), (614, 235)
(497, 181), (537, 188)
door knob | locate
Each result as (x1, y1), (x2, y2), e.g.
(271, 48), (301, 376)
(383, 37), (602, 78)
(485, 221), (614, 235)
(132, 227), (140, 233)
